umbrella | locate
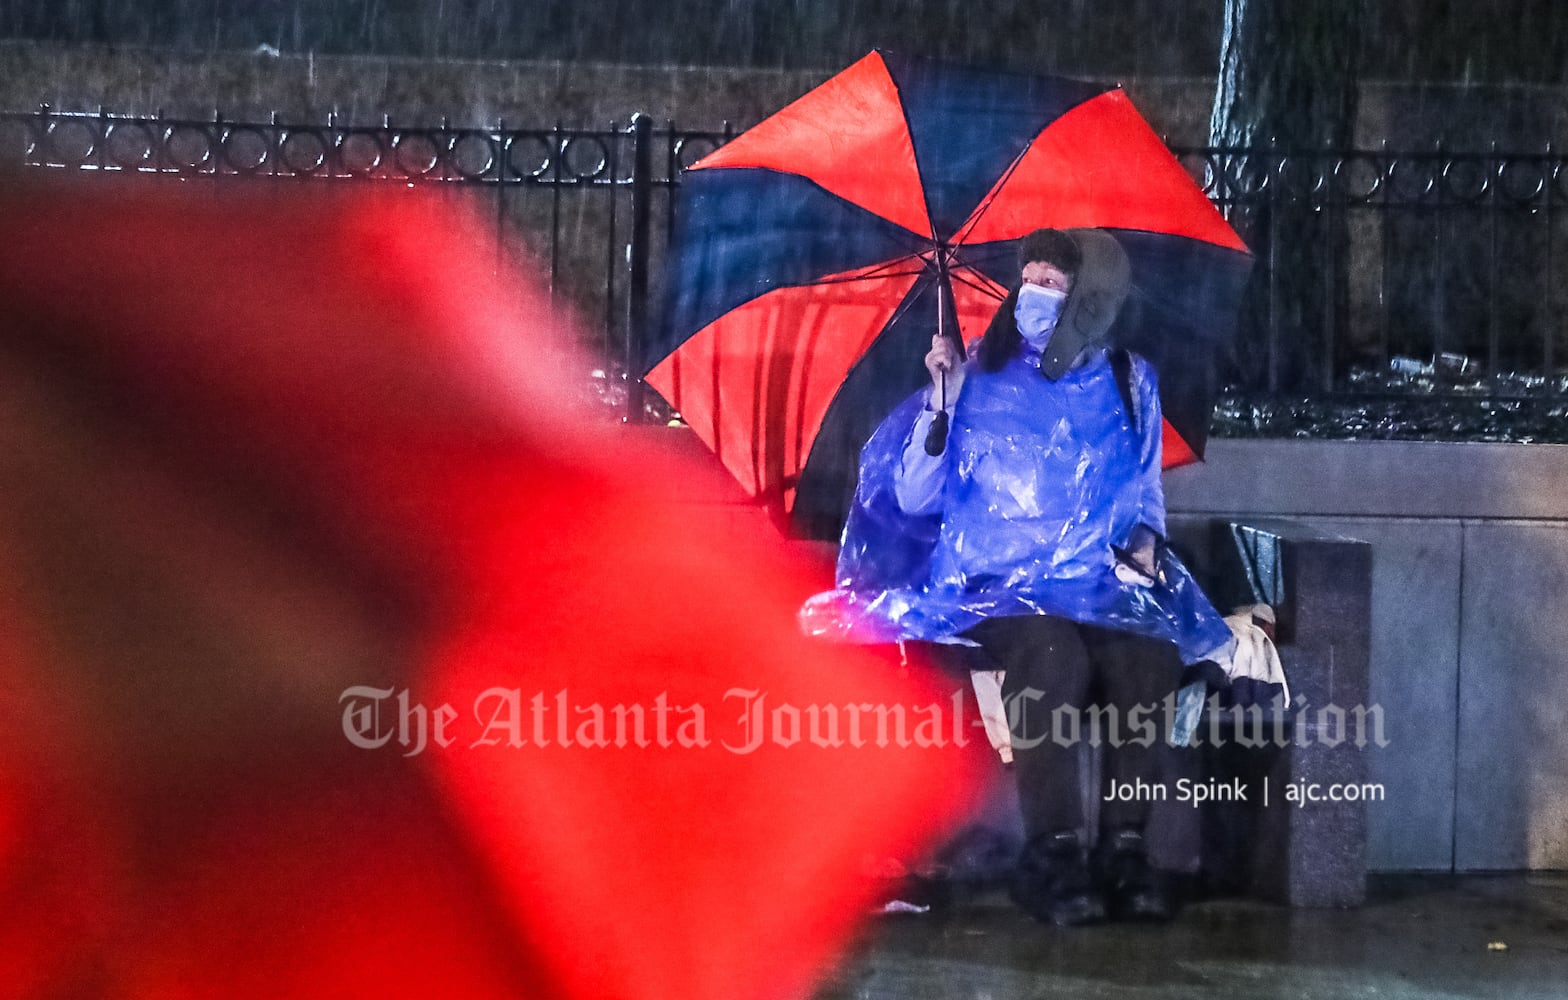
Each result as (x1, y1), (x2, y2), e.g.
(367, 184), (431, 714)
(644, 50), (1252, 539)
(0, 179), (981, 999)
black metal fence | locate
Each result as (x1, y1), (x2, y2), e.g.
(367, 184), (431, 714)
(0, 105), (735, 421)
(1189, 144), (1568, 393)
(6, 105), (1566, 428)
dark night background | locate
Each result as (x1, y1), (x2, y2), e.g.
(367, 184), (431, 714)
(0, 0), (1563, 83)
(2, 1), (1565, 417)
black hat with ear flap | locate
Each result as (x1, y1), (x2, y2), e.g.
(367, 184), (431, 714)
(1039, 229), (1131, 380)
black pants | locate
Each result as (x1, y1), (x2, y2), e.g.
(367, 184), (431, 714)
(962, 614), (1180, 840)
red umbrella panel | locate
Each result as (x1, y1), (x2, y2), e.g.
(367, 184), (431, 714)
(645, 50), (1252, 538)
(0, 179), (983, 1000)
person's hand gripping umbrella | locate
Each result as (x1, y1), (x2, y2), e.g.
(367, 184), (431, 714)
(923, 269), (964, 456)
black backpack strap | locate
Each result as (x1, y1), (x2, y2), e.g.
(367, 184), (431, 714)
(1110, 347), (1138, 435)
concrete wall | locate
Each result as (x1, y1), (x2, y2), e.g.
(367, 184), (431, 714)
(0, 40), (831, 130)
(1166, 440), (1568, 872)
(4, 40), (1567, 148)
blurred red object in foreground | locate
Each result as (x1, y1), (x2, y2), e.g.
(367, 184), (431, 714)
(0, 178), (981, 999)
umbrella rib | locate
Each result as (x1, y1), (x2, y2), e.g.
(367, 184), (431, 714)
(790, 288), (839, 490)
(807, 253), (929, 287)
(949, 143), (1032, 249)
(872, 271), (940, 342)
(953, 244), (1014, 266)
(947, 267), (1007, 301)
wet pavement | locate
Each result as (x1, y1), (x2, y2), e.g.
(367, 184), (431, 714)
(815, 875), (1568, 1000)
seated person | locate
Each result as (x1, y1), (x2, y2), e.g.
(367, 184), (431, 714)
(803, 228), (1232, 926)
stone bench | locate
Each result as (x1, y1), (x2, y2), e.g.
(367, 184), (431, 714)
(937, 519), (1374, 908)
(1156, 518), (1374, 907)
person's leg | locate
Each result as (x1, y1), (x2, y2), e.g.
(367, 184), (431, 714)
(969, 614), (1092, 838)
(965, 614), (1103, 926)
(1080, 624), (1183, 921)
(1083, 625), (1181, 829)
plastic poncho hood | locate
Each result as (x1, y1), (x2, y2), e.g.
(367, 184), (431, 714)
(1040, 229), (1132, 379)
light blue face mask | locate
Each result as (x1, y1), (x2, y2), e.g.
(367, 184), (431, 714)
(1014, 283), (1068, 352)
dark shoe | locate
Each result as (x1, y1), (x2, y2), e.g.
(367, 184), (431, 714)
(1010, 831), (1107, 927)
(1096, 826), (1177, 923)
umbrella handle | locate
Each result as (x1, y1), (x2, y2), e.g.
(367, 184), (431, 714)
(924, 409), (949, 456)
(924, 371), (949, 456)
(925, 275), (952, 456)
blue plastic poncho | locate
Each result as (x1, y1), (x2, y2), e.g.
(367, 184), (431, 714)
(799, 345), (1232, 666)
